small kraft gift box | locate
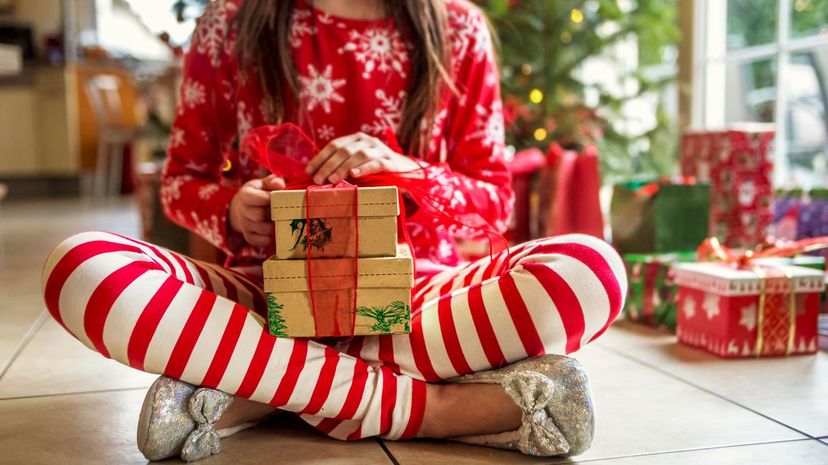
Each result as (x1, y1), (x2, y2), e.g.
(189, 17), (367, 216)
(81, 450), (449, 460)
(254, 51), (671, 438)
(672, 262), (824, 358)
(270, 185), (399, 259)
(263, 244), (414, 338)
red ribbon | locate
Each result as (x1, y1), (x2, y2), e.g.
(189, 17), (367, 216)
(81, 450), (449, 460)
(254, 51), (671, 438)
(697, 236), (828, 267)
(242, 123), (509, 259)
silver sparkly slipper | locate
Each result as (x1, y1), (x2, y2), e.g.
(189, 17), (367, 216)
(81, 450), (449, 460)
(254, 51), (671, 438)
(448, 355), (595, 457)
(137, 376), (234, 462)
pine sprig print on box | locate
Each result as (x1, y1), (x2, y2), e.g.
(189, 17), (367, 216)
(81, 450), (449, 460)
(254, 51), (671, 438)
(356, 301), (410, 334)
(267, 293), (288, 337)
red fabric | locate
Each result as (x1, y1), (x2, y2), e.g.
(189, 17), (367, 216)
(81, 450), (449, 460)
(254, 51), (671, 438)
(160, 0), (513, 273)
(545, 144), (604, 239)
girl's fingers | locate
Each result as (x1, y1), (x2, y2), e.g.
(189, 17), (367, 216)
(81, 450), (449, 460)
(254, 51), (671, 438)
(331, 149), (374, 182)
(244, 232), (272, 247)
(245, 219), (273, 236)
(315, 140), (371, 184)
(351, 158), (385, 178)
(242, 205), (269, 223)
(306, 133), (360, 176)
(262, 175), (286, 191)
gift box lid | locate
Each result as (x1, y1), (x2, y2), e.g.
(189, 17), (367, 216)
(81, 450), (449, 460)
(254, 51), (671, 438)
(671, 262), (825, 296)
(270, 186), (399, 220)
(263, 243), (413, 292)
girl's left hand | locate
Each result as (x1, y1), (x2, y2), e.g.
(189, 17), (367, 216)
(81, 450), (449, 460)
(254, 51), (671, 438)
(305, 132), (421, 185)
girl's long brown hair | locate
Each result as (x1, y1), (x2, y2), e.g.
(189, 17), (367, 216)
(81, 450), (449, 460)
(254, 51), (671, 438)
(233, 0), (453, 156)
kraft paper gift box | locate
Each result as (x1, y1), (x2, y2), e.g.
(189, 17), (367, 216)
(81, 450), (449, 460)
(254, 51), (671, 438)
(263, 244), (413, 338)
(672, 262), (824, 358)
(623, 252), (697, 332)
(611, 179), (710, 254)
(270, 185), (399, 259)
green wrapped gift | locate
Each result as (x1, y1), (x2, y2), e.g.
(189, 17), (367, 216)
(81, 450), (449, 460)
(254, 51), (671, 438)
(611, 179), (710, 254)
(623, 251), (697, 332)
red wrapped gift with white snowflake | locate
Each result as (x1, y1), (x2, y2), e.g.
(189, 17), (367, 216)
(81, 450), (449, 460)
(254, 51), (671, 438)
(681, 125), (775, 248)
(671, 262), (824, 358)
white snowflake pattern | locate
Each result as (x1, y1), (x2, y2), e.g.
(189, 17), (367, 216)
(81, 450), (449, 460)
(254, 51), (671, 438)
(160, 175), (190, 208)
(361, 89), (406, 135)
(184, 160), (208, 174)
(198, 184), (220, 200)
(703, 293), (720, 320)
(237, 101), (253, 141)
(289, 9), (314, 48)
(339, 27), (408, 79)
(190, 212), (222, 246)
(317, 125), (336, 141)
(682, 295), (696, 319)
(739, 303), (757, 331)
(182, 79), (206, 109)
(298, 64), (346, 114)
(448, 8), (491, 62)
(468, 101), (504, 148)
(193, 0), (233, 68)
(289, 8), (334, 48)
(170, 128), (186, 148)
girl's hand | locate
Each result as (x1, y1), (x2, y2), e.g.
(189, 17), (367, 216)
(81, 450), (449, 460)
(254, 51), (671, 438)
(229, 175), (285, 247)
(305, 132), (421, 185)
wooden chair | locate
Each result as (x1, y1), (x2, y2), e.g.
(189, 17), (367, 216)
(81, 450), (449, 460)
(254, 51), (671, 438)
(83, 74), (138, 196)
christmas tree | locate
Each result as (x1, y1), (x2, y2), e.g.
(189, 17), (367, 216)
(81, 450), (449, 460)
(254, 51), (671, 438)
(479, 0), (680, 180)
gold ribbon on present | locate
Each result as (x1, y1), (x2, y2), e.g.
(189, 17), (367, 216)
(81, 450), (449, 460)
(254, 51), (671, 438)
(697, 236), (828, 356)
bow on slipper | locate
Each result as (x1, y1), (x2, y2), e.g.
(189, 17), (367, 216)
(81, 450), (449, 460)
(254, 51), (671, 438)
(181, 388), (234, 462)
(503, 371), (572, 456)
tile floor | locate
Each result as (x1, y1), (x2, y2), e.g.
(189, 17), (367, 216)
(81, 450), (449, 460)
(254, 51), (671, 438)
(1, 197), (827, 464)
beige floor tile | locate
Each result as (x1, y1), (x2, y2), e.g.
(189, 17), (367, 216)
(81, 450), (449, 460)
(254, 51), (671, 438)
(0, 390), (393, 465)
(587, 440), (828, 464)
(598, 321), (828, 437)
(0, 318), (157, 398)
(0, 389), (150, 465)
(386, 344), (806, 464)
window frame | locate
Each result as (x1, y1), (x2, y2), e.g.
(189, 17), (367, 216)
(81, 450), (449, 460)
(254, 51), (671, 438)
(692, 0), (828, 185)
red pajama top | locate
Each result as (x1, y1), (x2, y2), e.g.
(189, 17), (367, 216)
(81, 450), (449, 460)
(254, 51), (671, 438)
(161, 0), (513, 273)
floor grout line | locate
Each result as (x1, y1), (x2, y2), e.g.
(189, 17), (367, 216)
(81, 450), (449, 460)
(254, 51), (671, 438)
(375, 439), (401, 465)
(0, 309), (47, 383)
(0, 386), (150, 402)
(594, 344), (819, 440)
(558, 437), (823, 463)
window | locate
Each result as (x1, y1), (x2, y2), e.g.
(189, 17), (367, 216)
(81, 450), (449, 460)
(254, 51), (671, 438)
(693, 0), (828, 188)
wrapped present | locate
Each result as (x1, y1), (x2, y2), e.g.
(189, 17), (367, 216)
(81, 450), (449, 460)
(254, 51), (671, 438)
(774, 189), (828, 240)
(623, 252), (697, 331)
(681, 125), (775, 248)
(264, 244), (413, 337)
(611, 178), (710, 254)
(270, 186), (399, 259)
(673, 262), (823, 357)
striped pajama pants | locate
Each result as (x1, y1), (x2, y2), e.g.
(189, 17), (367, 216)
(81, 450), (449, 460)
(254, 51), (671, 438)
(41, 231), (626, 440)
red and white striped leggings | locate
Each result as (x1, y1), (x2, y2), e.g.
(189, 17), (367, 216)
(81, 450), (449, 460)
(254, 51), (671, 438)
(42, 231), (626, 441)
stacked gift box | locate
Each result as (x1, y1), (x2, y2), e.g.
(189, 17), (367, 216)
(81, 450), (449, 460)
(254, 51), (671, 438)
(263, 186), (413, 337)
(680, 125), (775, 248)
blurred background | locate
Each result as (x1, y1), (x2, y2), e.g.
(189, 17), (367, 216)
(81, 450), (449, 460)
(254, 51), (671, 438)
(0, 0), (826, 252)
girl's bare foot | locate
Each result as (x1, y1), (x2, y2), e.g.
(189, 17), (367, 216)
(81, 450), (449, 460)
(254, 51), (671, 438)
(417, 383), (522, 438)
(213, 396), (278, 432)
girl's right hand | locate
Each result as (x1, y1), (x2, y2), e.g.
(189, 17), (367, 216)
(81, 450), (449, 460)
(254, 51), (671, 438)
(229, 175), (285, 247)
